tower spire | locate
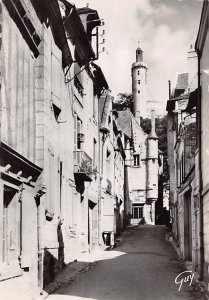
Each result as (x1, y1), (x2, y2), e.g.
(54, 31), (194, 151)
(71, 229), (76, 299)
(136, 46), (143, 62)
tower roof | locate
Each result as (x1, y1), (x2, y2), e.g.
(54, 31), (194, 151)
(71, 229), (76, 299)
(136, 46), (143, 52)
(136, 47), (143, 62)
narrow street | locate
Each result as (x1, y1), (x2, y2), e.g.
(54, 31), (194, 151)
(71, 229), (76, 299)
(48, 226), (201, 300)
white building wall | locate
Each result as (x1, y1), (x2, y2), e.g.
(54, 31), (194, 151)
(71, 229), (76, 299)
(200, 29), (209, 270)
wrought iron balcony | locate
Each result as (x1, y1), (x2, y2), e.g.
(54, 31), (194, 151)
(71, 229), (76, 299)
(74, 151), (92, 182)
(106, 179), (112, 194)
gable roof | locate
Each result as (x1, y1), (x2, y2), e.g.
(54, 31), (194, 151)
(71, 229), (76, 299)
(117, 110), (133, 139)
(173, 73), (188, 98)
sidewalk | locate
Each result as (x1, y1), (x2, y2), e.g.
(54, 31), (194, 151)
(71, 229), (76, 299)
(38, 248), (104, 299)
(166, 231), (209, 300)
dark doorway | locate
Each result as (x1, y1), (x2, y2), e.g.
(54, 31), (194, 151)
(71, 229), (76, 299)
(184, 191), (192, 261)
(88, 200), (96, 252)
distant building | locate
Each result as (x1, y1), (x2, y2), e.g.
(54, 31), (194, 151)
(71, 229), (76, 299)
(117, 47), (162, 225)
(99, 90), (129, 245)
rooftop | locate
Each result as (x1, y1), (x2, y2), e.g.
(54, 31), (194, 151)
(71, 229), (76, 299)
(173, 73), (188, 98)
(117, 110), (133, 139)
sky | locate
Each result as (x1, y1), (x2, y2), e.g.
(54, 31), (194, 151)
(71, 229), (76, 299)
(75, 0), (203, 115)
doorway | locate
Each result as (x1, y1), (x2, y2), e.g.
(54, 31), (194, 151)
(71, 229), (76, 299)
(184, 191), (192, 261)
(88, 200), (96, 252)
(132, 204), (144, 225)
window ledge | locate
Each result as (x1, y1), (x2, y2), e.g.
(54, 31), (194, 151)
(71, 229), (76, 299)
(0, 265), (23, 282)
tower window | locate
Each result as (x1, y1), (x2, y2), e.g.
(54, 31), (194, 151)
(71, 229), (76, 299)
(133, 154), (140, 167)
(138, 90), (140, 94)
(138, 70), (140, 75)
(138, 80), (140, 85)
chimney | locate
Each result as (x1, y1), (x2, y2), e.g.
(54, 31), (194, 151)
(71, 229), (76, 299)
(148, 110), (157, 139)
(188, 45), (198, 92)
(168, 80), (171, 100)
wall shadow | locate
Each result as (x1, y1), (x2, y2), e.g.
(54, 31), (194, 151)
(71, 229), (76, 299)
(43, 224), (65, 287)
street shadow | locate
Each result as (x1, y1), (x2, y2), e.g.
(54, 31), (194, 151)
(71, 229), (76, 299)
(48, 226), (201, 300)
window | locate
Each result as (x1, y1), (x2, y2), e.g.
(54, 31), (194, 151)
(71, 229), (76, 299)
(107, 149), (111, 160)
(74, 113), (83, 150)
(133, 154), (140, 167)
(106, 149), (111, 175)
(77, 119), (82, 149)
(132, 206), (143, 219)
(138, 90), (140, 94)
(52, 104), (61, 122)
(93, 139), (97, 167)
(138, 80), (140, 85)
(138, 70), (140, 75)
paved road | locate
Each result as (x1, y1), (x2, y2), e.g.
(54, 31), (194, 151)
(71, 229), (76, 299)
(49, 225), (202, 300)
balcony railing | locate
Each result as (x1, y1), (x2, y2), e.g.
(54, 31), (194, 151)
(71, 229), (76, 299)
(74, 151), (92, 182)
(106, 179), (112, 194)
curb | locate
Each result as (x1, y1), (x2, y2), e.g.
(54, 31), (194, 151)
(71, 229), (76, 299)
(39, 261), (97, 299)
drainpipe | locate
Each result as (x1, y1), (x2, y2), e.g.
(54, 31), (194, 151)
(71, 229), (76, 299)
(98, 101), (102, 246)
(168, 80), (171, 100)
(197, 49), (204, 281)
(35, 184), (46, 295)
(36, 196), (44, 293)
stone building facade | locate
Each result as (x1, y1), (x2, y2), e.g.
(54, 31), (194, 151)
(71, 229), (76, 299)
(196, 0), (209, 286)
(166, 46), (203, 281)
(0, 0), (128, 298)
(167, 1), (209, 287)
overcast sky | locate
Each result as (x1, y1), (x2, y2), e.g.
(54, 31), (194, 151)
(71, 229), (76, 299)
(75, 0), (203, 115)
